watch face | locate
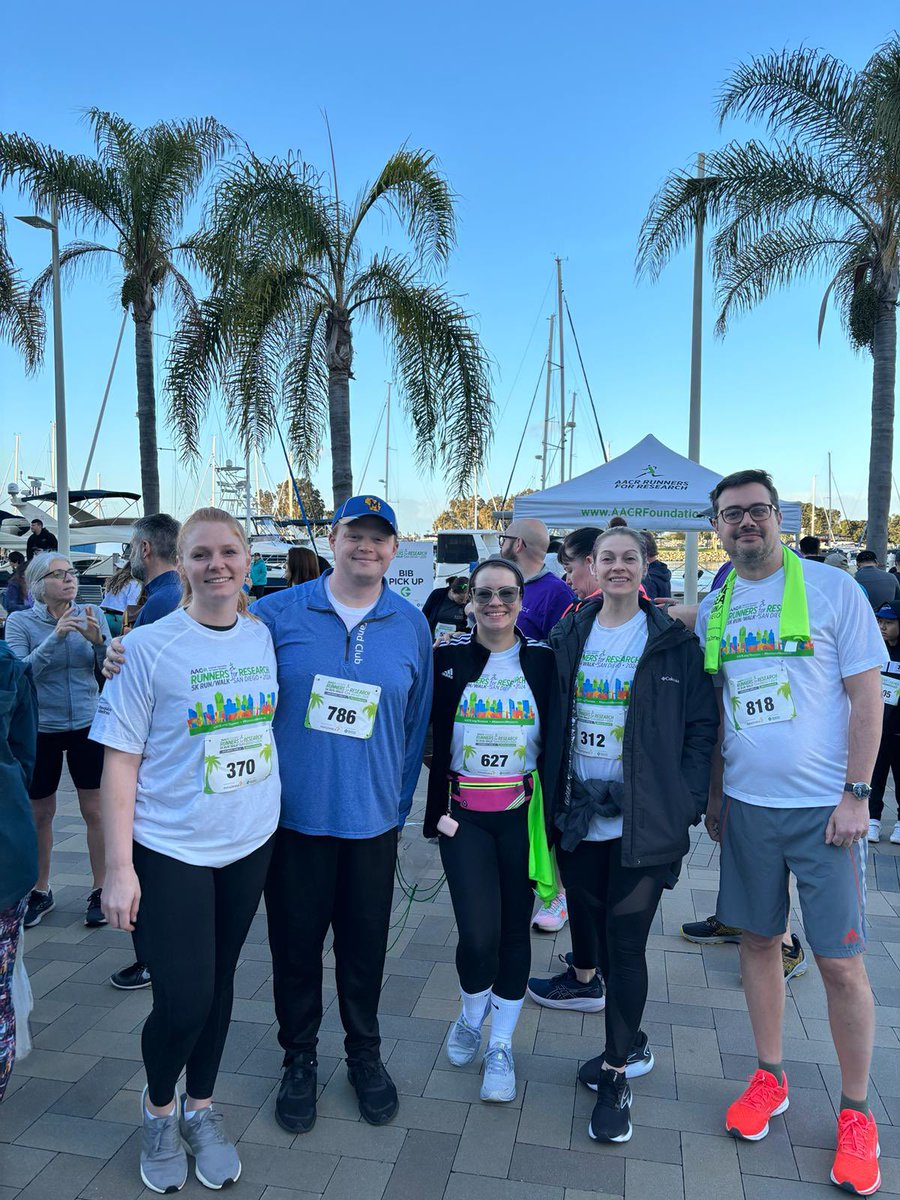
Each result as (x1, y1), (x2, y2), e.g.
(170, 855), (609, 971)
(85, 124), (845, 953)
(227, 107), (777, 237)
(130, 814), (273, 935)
(853, 783), (872, 798)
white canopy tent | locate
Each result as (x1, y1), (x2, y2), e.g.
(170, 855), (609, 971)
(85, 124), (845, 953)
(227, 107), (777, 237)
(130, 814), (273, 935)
(513, 435), (801, 533)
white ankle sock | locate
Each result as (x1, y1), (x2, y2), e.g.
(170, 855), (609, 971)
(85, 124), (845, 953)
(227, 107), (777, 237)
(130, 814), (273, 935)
(488, 993), (524, 1048)
(460, 987), (491, 1028)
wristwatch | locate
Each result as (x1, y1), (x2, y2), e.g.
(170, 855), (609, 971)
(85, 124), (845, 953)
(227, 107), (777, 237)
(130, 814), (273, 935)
(844, 781), (873, 800)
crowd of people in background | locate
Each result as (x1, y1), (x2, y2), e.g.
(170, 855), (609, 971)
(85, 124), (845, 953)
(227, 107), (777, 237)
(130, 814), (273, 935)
(0, 474), (894, 1195)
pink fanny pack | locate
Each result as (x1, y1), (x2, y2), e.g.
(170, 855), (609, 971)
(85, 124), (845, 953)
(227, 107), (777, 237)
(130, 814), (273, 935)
(448, 773), (533, 812)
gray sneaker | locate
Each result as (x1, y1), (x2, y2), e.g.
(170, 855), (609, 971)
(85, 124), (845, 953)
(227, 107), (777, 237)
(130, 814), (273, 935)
(140, 1087), (187, 1195)
(179, 1099), (241, 1189)
(447, 1001), (489, 1067)
(480, 1044), (517, 1103)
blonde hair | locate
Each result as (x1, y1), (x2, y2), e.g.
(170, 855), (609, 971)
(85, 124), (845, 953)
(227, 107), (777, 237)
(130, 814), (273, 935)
(591, 527), (648, 570)
(177, 507), (254, 617)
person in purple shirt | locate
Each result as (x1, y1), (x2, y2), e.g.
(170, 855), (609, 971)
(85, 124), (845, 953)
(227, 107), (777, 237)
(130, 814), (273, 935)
(499, 519), (574, 642)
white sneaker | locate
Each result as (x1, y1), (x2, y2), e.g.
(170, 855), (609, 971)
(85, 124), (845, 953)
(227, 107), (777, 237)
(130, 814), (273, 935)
(868, 819), (882, 843)
(891, 822), (900, 845)
(532, 893), (568, 932)
(480, 1044), (516, 1102)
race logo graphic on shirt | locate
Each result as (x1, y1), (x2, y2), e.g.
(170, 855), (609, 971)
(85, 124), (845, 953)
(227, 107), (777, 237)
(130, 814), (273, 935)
(455, 672), (536, 725)
(719, 600), (814, 664)
(575, 651), (639, 705)
(186, 689), (276, 736)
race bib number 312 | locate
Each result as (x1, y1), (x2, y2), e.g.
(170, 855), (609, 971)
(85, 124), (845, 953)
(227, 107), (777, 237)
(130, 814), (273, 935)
(305, 674), (382, 739)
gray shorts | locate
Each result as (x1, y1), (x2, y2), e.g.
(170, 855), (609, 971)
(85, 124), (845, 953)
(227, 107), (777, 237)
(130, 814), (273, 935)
(716, 796), (866, 958)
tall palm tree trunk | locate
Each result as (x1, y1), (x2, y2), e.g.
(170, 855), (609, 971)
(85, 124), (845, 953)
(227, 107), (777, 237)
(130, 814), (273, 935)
(866, 274), (899, 563)
(326, 308), (354, 508)
(133, 304), (161, 515)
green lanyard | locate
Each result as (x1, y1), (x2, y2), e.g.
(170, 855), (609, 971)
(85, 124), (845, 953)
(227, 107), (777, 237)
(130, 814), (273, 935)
(704, 547), (810, 673)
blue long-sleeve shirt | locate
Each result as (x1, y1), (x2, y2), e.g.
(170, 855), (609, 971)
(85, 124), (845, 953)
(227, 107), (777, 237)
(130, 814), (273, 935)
(252, 571), (433, 837)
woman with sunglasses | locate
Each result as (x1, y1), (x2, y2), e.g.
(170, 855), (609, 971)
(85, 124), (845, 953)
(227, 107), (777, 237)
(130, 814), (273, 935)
(6, 555), (111, 930)
(543, 527), (718, 1143)
(425, 558), (556, 1103)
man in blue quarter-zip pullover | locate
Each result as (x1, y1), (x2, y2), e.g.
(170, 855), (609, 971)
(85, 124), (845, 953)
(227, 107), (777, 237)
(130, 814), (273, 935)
(252, 496), (432, 1135)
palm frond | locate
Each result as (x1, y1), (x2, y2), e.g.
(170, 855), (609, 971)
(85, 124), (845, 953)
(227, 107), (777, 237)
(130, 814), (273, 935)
(280, 304), (329, 474)
(712, 217), (868, 335)
(165, 296), (229, 459)
(28, 241), (120, 310)
(0, 212), (44, 369)
(862, 38), (900, 175)
(718, 47), (867, 163)
(346, 147), (456, 270)
(351, 254), (493, 493)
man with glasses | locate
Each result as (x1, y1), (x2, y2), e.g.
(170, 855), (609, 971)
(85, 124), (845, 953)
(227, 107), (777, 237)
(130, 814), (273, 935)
(499, 519), (573, 642)
(695, 469), (884, 1195)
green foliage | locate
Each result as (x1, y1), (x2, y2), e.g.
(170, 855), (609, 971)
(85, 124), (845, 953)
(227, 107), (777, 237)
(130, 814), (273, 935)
(432, 490), (534, 530)
(849, 282), (879, 350)
(0, 212), (43, 369)
(166, 148), (493, 505)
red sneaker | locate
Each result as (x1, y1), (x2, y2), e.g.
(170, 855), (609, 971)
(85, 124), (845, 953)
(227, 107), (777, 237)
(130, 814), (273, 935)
(725, 1068), (789, 1140)
(831, 1108), (881, 1195)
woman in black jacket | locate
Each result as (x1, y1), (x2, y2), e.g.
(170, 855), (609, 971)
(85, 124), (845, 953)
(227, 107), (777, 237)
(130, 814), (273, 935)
(422, 576), (471, 636)
(425, 558), (555, 1105)
(541, 527), (717, 1145)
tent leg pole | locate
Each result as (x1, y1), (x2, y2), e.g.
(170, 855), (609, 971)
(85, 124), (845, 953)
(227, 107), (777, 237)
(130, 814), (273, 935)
(683, 532), (699, 606)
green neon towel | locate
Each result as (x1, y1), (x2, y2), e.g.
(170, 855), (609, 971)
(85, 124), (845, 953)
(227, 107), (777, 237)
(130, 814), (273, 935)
(704, 546), (810, 673)
(528, 770), (557, 906)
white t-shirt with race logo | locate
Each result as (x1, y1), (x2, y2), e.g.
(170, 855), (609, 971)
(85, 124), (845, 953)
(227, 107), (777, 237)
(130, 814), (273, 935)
(573, 610), (648, 840)
(695, 558), (884, 808)
(450, 643), (541, 777)
(90, 608), (281, 866)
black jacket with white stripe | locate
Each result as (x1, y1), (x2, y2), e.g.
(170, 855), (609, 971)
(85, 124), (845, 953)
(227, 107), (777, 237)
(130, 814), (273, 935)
(424, 629), (556, 838)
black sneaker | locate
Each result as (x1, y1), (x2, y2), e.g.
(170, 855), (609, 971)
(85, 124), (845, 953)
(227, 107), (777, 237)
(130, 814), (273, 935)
(588, 1067), (633, 1143)
(85, 888), (108, 928)
(347, 1059), (399, 1125)
(579, 1030), (654, 1087)
(24, 889), (54, 928)
(527, 953), (605, 1012)
(680, 915), (742, 944)
(275, 1056), (317, 1134)
(110, 961), (152, 990)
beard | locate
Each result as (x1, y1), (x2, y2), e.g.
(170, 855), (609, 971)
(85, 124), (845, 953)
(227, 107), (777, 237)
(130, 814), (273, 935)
(729, 533), (776, 569)
(130, 551), (146, 582)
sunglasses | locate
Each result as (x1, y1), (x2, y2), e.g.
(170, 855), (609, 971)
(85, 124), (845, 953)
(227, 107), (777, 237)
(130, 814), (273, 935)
(471, 586), (521, 605)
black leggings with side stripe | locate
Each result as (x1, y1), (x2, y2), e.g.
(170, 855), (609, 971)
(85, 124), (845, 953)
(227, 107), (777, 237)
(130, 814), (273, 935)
(559, 838), (671, 1068)
(133, 837), (274, 1106)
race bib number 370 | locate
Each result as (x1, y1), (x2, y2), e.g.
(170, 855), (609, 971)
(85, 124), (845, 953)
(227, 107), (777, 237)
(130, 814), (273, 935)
(305, 674), (382, 739)
(204, 726), (273, 794)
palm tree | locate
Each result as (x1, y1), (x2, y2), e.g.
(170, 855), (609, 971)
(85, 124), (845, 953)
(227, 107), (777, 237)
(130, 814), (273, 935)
(638, 40), (900, 561)
(0, 212), (43, 368)
(0, 110), (234, 514)
(166, 147), (493, 507)
(203, 754), (221, 791)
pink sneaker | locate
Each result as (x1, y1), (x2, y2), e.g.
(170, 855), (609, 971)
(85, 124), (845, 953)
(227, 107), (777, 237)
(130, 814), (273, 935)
(533, 893), (568, 932)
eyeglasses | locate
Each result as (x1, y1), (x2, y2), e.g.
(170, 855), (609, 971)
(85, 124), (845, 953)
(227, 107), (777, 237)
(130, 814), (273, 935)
(715, 503), (778, 525)
(498, 534), (525, 549)
(471, 586), (521, 605)
(44, 569), (78, 581)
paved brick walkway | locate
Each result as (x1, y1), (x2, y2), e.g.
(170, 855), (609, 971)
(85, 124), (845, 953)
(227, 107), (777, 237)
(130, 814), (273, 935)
(3, 773), (900, 1199)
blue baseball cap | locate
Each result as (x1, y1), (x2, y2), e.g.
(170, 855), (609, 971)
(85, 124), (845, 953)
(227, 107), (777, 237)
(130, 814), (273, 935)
(876, 603), (900, 621)
(331, 495), (398, 534)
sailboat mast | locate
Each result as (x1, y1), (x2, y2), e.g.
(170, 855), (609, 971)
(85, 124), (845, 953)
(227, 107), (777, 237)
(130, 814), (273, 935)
(541, 314), (555, 490)
(557, 257), (566, 484)
(568, 391), (576, 479)
(384, 381), (392, 504)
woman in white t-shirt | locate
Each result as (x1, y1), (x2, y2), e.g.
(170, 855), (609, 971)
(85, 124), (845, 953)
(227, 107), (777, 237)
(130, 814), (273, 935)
(425, 559), (556, 1105)
(92, 508), (281, 1195)
(542, 528), (718, 1146)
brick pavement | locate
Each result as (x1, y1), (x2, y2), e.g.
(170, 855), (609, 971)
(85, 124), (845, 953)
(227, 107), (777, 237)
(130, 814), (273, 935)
(3, 772), (900, 1198)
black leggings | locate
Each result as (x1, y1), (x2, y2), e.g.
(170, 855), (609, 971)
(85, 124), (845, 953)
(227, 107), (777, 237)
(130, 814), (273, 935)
(133, 837), (273, 1106)
(870, 731), (900, 821)
(558, 839), (670, 1068)
(439, 803), (534, 1000)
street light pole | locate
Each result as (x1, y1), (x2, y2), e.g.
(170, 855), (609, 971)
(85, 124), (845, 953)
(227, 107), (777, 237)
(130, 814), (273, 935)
(683, 154), (704, 607)
(17, 200), (69, 557)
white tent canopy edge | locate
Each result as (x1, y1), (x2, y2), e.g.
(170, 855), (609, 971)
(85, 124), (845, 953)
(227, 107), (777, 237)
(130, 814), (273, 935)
(512, 434), (801, 534)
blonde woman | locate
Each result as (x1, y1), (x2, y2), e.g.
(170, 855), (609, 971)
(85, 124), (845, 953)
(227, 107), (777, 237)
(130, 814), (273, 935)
(92, 508), (281, 1193)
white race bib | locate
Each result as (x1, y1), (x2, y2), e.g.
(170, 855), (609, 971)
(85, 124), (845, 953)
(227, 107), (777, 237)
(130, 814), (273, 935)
(435, 622), (457, 638)
(203, 725), (273, 794)
(728, 662), (795, 728)
(882, 675), (900, 707)
(463, 725), (527, 776)
(575, 703), (626, 759)
(305, 674), (382, 739)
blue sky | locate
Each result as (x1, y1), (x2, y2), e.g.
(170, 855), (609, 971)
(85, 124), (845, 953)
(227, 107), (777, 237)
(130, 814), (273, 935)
(1, 1), (897, 531)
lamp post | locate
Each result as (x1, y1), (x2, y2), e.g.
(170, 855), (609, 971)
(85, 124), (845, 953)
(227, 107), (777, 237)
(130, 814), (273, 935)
(17, 200), (69, 557)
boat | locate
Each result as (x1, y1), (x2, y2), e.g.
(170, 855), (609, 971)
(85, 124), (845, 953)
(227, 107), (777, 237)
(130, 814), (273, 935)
(0, 483), (141, 577)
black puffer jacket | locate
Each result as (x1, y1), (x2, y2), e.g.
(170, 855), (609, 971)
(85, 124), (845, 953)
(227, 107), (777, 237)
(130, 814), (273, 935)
(542, 597), (718, 868)
(425, 630), (556, 838)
